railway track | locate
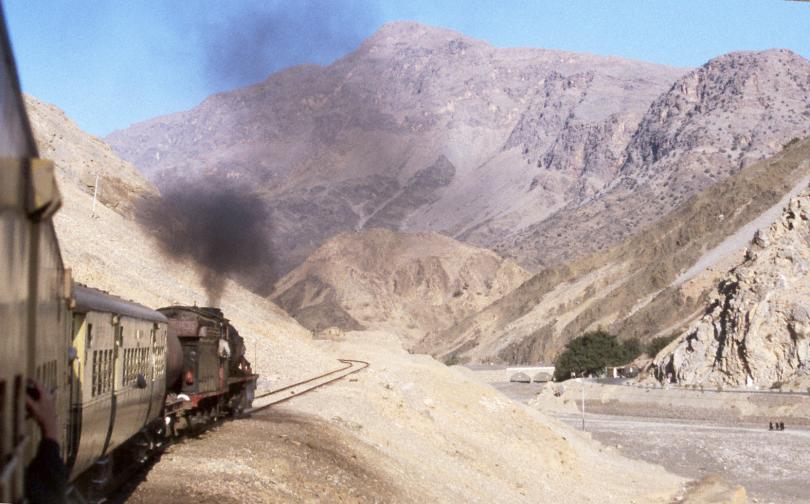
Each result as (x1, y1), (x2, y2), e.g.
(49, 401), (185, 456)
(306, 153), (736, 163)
(248, 359), (370, 413)
(103, 359), (369, 503)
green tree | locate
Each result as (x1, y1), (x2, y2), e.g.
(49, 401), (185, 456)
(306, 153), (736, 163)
(645, 334), (678, 357)
(553, 331), (639, 381)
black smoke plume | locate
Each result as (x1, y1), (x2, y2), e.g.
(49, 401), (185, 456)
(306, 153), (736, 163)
(189, 0), (381, 91)
(137, 181), (274, 306)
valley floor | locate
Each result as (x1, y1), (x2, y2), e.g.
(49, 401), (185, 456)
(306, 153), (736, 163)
(555, 413), (810, 504)
(477, 370), (810, 504)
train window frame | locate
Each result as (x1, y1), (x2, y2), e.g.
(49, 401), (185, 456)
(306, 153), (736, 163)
(91, 350), (96, 396)
(106, 349), (112, 393)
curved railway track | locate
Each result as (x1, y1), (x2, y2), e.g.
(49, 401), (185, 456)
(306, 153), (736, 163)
(105, 359), (369, 502)
(248, 359), (370, 413)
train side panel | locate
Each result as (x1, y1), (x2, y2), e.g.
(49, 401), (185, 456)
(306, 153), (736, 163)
(32, 223), (70, 455)
(0, 153), (32, 503)
(70, 310), (116, 479)
(0, 6), (70, 502)
(68, 287), (170, 481)
(106, 316), (166, 451)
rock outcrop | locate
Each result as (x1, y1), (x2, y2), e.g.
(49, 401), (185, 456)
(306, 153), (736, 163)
(655, 189), (810, 387)
(504, 49), (810, 270)
(272, 228), (530, 345)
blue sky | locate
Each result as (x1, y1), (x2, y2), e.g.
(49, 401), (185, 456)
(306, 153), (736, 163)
(5, 1), (810, 136)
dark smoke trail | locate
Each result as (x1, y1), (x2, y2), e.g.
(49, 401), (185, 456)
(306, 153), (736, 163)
(136, 181), (274, 306)
(194, 0), (381, 91)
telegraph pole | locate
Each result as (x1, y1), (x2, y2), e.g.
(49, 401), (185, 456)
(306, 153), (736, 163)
(91, 173), (100, 218)
(581, 377), (586, 430)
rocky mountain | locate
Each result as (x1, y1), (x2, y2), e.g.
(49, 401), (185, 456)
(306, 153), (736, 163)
(106, 21), (686, 276)
(419, 138), (810, 364)
(271, 228), (529, 345)
(108, 23), (810, 282)
(25, 95), (159, 216)
(654, 186), (810, 388)
(501, 49), (810, 269)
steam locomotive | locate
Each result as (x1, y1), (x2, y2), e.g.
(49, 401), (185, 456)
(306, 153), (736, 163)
(0, 7), (256, 502)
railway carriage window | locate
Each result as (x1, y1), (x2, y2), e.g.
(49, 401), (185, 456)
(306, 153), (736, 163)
(92, 350), (97, 396)
(96, 350), (101, 395)
(126, 349), (131, 385)
(103, 350), (107, 392)
(110, 349), (114, 391)
(106, 349), (112, 393)
(103, 350), (108, 393)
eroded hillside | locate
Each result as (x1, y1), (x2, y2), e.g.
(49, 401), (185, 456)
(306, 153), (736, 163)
(421, 138), (810, 364)
(26, 95), (159, 216)
(272, 228), (530, 345)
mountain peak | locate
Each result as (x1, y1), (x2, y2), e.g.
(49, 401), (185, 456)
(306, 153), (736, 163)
(360, 20), (488, 53)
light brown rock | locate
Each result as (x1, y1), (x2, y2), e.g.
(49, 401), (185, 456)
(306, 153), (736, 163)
(656, 191), (810, 387)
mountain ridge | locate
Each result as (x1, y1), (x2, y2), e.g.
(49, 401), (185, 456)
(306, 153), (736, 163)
(106, 20), (687, 277)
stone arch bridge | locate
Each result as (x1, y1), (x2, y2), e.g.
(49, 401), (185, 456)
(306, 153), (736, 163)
(507, 366), (555, 383)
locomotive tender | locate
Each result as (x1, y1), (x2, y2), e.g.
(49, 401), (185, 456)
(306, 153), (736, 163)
(0, 7), (256, 502)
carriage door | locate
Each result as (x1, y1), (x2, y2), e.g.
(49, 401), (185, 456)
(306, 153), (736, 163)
(143, 327), (157, 423)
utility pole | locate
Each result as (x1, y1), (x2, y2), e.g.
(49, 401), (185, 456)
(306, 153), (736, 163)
(91, 173), (100, 218)
(581, 377), (586, 431)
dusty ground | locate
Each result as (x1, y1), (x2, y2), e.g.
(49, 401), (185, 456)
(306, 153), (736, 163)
(555, 413), (810, 504)
(518, 379), (810, 504)
(119, 333), (695, 503)
(464, 368), (810, 503)
(121, 411), (401, 504)
(533, 380), (810, 426)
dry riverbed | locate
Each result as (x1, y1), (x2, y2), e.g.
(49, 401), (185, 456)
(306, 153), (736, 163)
(554, 413), (810, 504)
(464, 367), (809, 503)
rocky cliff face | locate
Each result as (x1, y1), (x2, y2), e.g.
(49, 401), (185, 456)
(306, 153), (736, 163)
(106, 21), (685, 276)
(655, 188), (810, 387)
(503, 49), (810, 270)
